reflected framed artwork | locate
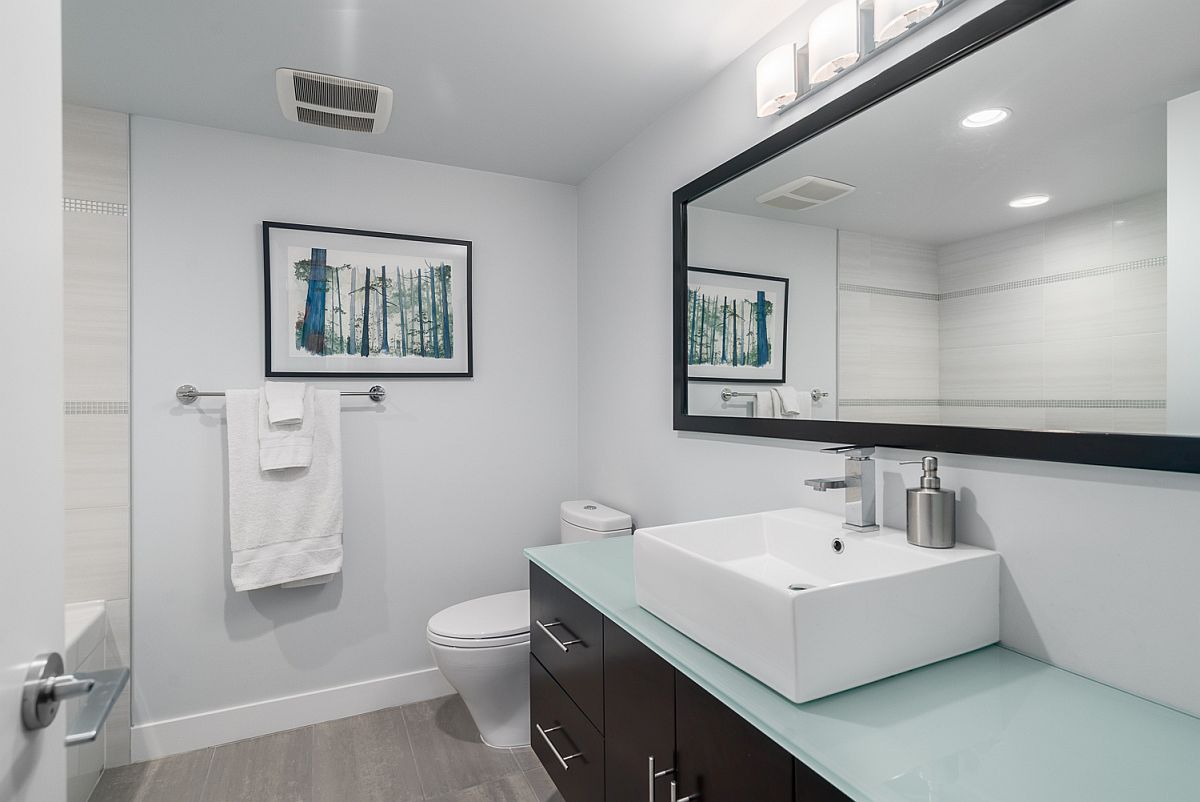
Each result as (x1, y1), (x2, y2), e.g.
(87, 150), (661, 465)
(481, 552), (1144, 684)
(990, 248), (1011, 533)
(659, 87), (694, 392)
(686, 267), (788, 383)
(263, 222), (472, 377)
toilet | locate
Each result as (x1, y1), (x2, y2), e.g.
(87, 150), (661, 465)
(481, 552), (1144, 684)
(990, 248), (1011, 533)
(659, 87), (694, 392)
(427, 500), (632, 748)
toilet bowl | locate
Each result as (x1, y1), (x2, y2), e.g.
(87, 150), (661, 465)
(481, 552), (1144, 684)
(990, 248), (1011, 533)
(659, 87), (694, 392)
(427, 500), (632, 748)
(427, 590), (531, 748)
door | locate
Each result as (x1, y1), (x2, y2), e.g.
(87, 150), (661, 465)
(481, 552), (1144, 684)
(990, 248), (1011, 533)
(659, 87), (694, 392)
(674, 674), (793, 802)
(603, 620), (675, 802)
(0, 1), (67, 800)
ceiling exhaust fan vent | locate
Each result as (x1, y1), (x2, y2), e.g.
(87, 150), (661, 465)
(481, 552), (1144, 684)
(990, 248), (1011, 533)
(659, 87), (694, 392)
(757, 176), (856, 210)
(276, 68), (393, 134)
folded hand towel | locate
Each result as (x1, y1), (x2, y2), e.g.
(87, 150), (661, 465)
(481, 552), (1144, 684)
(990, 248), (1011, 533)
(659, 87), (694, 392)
(259, 387), (314, 471)
(772, 385), (812, 419)
(226, 389), (343, 591)
(264, 381), (306, 425)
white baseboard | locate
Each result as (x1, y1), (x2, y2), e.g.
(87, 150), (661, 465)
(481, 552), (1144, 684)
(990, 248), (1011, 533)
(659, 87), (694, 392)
(131, 666), (454, 762)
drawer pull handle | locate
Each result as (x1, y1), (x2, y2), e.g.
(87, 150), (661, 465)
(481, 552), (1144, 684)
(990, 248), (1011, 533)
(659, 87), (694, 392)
(535, 723), (583, 771)
(648, 755), (676, 802)
(670, 780), (700, 802)
(535, 620), (584, 652)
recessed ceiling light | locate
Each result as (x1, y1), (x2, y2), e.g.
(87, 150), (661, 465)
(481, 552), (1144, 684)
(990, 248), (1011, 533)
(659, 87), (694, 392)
(1009, 194), (1050, 208)
(961, 107), (1011, 128)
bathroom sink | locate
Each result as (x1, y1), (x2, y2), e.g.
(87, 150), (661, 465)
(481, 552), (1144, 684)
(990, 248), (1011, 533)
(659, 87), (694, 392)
(633, 506), (999, 703)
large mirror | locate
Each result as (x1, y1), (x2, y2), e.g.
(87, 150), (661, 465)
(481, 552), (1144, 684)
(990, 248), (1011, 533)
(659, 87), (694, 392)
(675, 0), (1200, 472)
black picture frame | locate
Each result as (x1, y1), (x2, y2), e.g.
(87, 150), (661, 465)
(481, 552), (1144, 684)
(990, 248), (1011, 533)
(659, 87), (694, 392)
(672, 0), (1200, 475)
(263, 221), (473, 379)
(685, 266), (789, 384)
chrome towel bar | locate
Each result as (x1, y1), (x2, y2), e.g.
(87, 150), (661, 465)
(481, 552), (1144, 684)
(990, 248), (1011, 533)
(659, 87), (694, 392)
(721, 387), (828, 403)
(176, 384), (386, 404)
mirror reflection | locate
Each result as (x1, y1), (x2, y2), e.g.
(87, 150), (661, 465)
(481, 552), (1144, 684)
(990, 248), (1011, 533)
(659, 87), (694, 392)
(686, 0), (1198, 436)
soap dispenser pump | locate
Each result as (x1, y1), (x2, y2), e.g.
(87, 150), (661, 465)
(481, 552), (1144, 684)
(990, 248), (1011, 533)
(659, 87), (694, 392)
(902, 456), (956, 548)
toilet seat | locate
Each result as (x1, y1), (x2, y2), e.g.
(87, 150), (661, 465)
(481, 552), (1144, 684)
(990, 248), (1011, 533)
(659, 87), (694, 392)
(427, 589), (530, 649)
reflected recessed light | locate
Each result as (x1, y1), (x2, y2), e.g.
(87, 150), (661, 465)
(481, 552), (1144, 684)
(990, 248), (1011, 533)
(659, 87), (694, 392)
(1009, 194), (1050, 208)
(961, 107), (1011, 128)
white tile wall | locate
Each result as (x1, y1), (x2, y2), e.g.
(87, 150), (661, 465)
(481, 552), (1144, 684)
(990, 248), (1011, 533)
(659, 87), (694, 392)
(62, 103), (132, 768)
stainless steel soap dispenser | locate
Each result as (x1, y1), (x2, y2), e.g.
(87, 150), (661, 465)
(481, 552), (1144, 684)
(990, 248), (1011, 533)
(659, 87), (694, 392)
(903, 456), (955, 548)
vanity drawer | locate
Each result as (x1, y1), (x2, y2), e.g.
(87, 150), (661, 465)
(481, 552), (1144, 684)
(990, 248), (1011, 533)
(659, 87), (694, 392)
(530, 564), (604, 731)
(796, 759), (852, 801)
(531, 655), (604, 802)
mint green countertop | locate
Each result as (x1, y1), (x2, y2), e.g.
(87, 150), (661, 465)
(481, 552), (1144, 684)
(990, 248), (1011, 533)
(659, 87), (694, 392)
(526, 537), (1200, 802)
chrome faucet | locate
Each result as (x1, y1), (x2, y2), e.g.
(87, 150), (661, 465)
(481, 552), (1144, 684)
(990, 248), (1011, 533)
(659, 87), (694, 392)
(804, 445), (879, 532)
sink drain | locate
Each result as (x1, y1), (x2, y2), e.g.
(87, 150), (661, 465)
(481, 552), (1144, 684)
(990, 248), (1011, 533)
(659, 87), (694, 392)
(831, 537), (845, 554)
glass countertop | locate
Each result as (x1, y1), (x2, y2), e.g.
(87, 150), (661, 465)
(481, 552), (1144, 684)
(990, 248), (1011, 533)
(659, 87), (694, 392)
(526, 537), (1200, 802)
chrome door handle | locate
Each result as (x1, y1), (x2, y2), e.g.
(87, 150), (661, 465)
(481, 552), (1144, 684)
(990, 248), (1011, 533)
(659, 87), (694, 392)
(648, 755), (676, 801)
(535, 619), (583, 652)
(21, 652), (95, 731)
(535, 723), (583, 770)
(670, 779), (700, 802)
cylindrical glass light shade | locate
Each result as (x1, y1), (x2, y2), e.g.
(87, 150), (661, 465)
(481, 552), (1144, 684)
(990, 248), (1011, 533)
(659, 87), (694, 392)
(809, 0), (860, 84)
(756, 43), (799, 118)
(874, 0), (940, 44)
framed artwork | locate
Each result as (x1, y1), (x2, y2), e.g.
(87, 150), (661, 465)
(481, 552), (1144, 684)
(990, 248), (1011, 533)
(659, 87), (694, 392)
(686, 267), (788, 383)
(263, 222), (472, 377)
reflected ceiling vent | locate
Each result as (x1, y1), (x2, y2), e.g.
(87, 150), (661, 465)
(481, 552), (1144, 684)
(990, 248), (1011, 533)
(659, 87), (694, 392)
(756, 176), (856, 210)
(275, 68), (393, 134)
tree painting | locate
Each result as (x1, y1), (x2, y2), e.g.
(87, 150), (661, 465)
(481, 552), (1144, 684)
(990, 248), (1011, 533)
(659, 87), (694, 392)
(288, 246), (456, 360)
(685, 280), (779, 369)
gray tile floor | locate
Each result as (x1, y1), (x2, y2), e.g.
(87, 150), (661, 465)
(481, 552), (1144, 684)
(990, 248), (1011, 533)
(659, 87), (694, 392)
(90, 695), (563, 802)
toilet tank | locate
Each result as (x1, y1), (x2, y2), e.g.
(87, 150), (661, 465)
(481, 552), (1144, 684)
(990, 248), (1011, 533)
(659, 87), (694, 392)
(560, 499), (633, 543)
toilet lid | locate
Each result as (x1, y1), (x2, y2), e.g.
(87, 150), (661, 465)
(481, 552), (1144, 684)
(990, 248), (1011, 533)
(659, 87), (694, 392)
(427, 589), (530, 643)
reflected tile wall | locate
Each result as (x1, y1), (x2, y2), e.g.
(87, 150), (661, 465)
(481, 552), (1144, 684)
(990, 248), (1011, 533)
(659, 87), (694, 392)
(838, 193), (1168, 434)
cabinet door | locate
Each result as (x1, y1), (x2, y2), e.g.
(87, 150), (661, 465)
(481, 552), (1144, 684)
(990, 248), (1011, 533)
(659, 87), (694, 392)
(674, 673), (793, 802)
(795, 759), (852, 801)
(604, 620), (675, 802)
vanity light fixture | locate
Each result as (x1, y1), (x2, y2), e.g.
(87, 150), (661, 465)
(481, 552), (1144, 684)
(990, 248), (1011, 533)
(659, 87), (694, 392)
(1009, 194), (1050, 208)
(756, 43), (800, 118)
(961, 107), (1011, 128)
(874, 0), (942, 44)
(809, 0), (860, 85)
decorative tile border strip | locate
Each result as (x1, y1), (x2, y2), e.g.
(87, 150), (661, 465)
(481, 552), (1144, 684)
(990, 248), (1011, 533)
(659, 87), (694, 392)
(838, 398), (1165, 409)
(837, 284), (939, 301)
(64, 401), (130, 415)
(839, 256), (1165, 302)
(63, 198), (129, 216)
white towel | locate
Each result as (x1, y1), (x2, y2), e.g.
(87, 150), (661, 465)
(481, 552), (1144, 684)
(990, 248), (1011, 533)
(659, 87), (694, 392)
(264, 381), (306, 425)
(259, 387), (314, 471)
(772, 386), (813, 419)
(226, 389), (343, 591)
(754, 390), (776, 418)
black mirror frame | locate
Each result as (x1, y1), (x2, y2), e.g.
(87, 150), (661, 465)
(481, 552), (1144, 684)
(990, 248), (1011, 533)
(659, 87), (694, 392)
(673, 0), (1200, 474)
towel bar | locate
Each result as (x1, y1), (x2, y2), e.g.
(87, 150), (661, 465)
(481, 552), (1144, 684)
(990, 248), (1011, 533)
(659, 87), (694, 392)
(721, 387), (828, 403)
(176, 384), (386, 404)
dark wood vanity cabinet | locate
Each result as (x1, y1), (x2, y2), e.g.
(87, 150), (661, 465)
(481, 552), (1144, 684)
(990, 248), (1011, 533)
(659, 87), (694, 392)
(530, 566), (853, 802)
(603, 620), (676, 801)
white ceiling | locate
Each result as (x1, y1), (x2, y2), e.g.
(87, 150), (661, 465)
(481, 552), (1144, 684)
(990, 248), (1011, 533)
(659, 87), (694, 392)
(695, 0), (1200, 245)
(61, 0), (806, 184)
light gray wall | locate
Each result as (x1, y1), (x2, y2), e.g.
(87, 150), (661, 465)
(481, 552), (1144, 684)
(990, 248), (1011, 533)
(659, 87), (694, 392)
(686, 206), (838, 419)
(130, 118), (579, 741)
(577, 0), (1200, 717)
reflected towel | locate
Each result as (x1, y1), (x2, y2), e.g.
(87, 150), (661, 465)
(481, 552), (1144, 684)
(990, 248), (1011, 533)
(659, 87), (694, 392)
(754, 390), (776, 418)
(772, 386), (812, 419)
(226, 388), (343, 591)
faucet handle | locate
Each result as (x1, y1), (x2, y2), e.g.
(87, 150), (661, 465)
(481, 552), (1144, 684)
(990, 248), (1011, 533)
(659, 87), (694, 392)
(821, 444), (875, 459)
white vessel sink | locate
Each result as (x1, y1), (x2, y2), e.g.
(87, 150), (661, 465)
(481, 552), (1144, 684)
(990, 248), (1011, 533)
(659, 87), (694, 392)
(634, 507), (999, 703)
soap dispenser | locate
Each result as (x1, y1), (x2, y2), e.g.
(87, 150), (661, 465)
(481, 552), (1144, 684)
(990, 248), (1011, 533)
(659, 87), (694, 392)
(903, 456), (955, 548)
